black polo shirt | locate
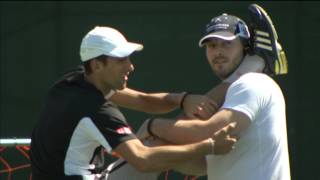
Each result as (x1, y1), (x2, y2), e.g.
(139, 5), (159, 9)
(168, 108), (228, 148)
(30, 67), (136, 180)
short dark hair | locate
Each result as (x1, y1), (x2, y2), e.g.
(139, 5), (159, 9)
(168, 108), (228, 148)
(83, 55), (109, 75)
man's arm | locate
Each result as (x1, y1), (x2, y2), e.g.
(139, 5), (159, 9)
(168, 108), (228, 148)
(114, 139), (210, 172)
(110, 88), (184, 114)
(149, 109), (250, 144)
(113, 123), (236, 172)
(181, 82), (230, 119)
(110, 88), (217, 118)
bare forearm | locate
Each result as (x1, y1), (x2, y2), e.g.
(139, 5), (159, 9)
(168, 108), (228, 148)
(142, 137), (207, 176)
(149, 109), (248, 147)
(139, 92), (185, 113)
(150, 118), (216, 144)
(149, 114), (231, 144)
(135, 119), (236, 172)
(111, 88), (185, 114)
(118, 139), (212, 172)
(118, 121), (237, 172)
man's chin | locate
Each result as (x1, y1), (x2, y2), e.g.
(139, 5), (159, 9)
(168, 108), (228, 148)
(214, 72), (227, 80)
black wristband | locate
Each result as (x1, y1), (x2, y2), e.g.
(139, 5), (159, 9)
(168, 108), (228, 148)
(147, 117), (158, 138)
(180, 92), (190, 109)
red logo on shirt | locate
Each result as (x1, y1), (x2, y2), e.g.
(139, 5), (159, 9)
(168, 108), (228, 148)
(116, 127), (132, 134)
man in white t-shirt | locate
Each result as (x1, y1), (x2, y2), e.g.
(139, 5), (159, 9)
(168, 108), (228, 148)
(136, 4), (291, 180)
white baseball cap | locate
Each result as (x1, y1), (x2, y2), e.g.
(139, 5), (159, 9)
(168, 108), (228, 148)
(80, 26), (144, 62)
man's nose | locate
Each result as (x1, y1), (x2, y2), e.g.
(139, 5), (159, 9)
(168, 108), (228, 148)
(214, 45), (225, 57)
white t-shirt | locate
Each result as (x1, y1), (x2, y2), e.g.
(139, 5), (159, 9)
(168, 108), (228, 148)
(206, 73), (291, 180)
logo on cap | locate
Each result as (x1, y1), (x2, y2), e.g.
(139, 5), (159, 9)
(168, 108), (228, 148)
(199, 14), (250, 47)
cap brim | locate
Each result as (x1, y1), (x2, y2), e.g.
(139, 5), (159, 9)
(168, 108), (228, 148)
(199, 32), (237, 47)
(108, 42), (144, 58)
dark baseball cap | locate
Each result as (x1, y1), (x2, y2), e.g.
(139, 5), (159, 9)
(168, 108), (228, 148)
(199, 13), (250, 47)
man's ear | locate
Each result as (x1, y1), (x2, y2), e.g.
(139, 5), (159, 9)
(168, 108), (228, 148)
(90, 59), (102, 72)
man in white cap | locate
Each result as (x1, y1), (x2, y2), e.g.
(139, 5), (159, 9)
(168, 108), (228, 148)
(29, 26), (237, 180)
(137, 4), (291, 180)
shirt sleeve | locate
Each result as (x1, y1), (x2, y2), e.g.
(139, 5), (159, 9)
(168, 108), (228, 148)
(92, 102), (137, 152)
(222, 74), (266, 122)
